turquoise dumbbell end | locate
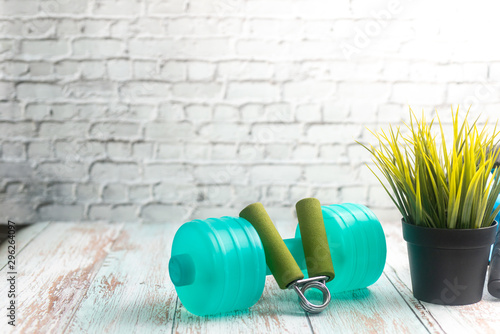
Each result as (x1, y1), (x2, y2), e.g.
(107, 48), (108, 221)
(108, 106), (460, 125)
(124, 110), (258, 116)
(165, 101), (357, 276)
(169, 253), (196, 287)
(169, 203), (387, 316)
(169, 216), (266, 316)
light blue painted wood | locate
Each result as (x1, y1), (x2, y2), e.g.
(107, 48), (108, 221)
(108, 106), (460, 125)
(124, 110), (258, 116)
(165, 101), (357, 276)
(66, 223), (179, 334)
(308, 275), (433, 333)
(0, 222), (123, 334)
(0, 222), (49, 269)
(3, 221), (500, 333)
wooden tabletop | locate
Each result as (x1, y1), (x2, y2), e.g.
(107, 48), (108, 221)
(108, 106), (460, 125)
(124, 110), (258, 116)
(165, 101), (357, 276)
(0, 221), (499, 334)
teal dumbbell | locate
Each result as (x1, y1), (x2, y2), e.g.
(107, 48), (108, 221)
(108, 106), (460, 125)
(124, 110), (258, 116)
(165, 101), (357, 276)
(168, 203), (387, 316)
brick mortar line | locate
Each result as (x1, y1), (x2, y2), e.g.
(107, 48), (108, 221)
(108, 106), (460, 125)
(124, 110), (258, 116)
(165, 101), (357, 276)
(0, 14), (418, 20)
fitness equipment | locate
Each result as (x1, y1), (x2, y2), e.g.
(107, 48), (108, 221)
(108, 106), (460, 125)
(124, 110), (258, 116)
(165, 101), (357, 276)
(168, 202), (387, 316)
(240, 199), (335, 313)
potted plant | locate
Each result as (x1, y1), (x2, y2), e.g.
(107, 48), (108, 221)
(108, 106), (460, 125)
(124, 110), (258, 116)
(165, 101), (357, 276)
(360, 107), (500, 305)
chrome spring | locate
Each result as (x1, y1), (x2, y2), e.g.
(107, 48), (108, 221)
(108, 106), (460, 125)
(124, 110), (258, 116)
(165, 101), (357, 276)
(289, 276), (331, 314)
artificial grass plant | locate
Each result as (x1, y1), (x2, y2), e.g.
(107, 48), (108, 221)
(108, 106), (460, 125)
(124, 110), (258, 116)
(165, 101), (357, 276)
(360, 107), (500, 229)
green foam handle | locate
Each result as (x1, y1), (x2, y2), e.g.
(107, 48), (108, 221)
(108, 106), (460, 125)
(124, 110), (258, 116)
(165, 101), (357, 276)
(296, 198), (335, 282)
(240, 202), (304, 289)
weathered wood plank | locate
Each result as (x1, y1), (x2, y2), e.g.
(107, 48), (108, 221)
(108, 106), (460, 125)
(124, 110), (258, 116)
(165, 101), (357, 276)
(172, 276), (313, 334)
(383, 222), (413, 286)
(0, 222), (123, 334)
(0, 222), (49, 269)
(383, 222), (446, 333)
(66, 223), (179, 334)
(308, 274), (435, 334)
(7, 218), (500, 333)
(383, 268), (446, 334)
(384, 221), (500, 334)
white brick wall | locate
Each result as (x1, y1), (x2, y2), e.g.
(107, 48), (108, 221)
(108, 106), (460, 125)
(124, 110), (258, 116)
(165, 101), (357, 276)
(1, 0), (500, 224)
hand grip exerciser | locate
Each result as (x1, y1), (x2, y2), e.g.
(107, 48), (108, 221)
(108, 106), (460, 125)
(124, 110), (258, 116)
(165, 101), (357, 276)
(240, 199), (335, 313)
(168, 202), (387, 316)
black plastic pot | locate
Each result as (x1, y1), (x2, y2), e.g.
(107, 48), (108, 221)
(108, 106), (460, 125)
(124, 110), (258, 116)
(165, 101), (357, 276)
(402, 220), (498, 305)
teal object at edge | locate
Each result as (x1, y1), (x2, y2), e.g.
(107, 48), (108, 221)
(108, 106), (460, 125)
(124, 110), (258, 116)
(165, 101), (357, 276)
(495, 195), (500, 223)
